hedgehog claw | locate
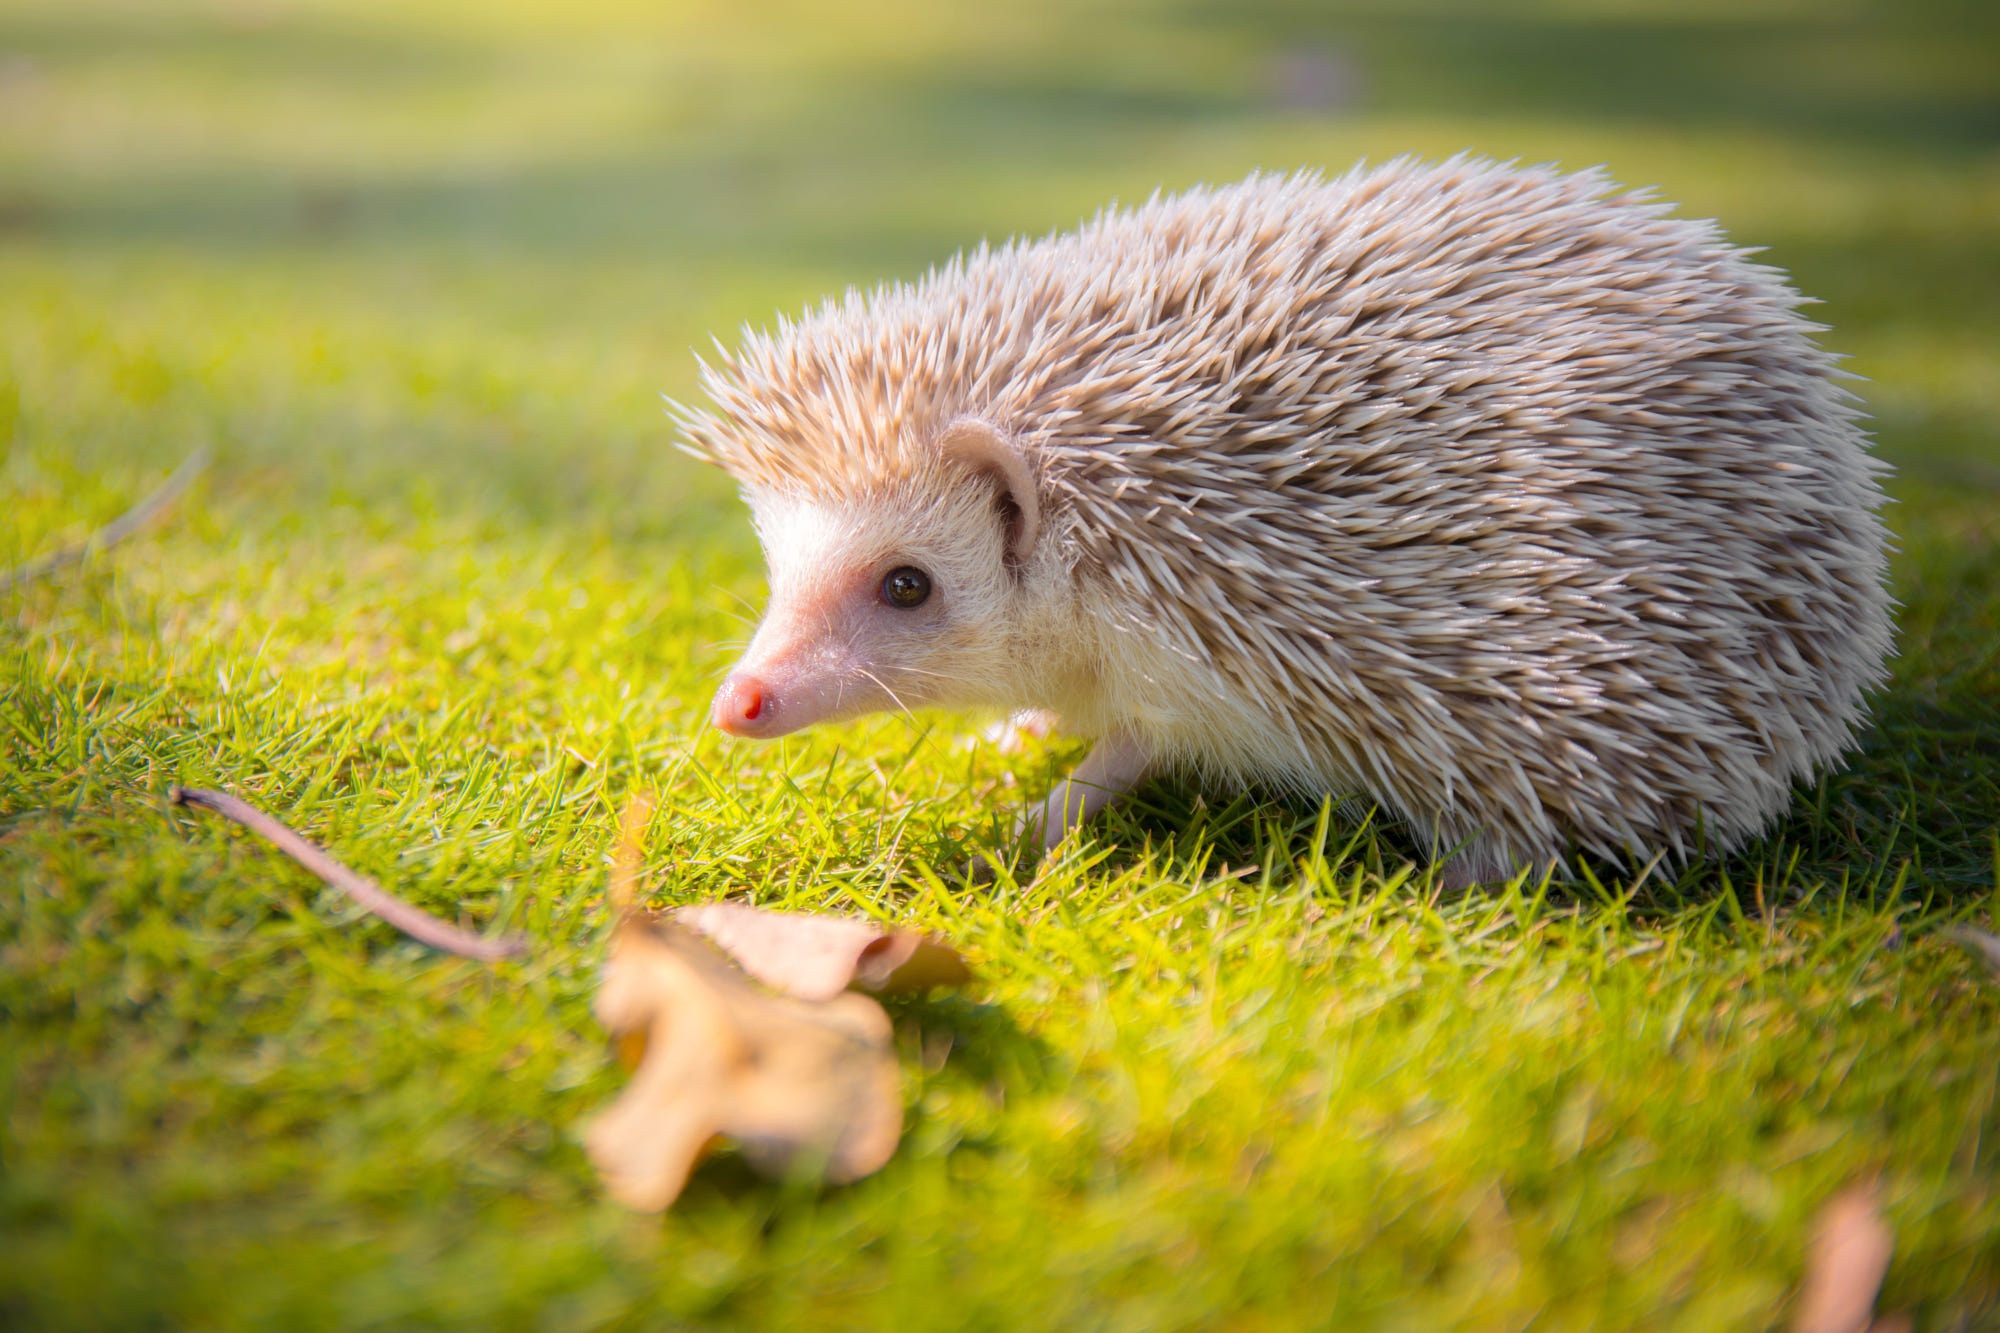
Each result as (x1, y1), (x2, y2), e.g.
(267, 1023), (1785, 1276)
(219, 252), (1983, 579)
(980, 709), (1060, 756)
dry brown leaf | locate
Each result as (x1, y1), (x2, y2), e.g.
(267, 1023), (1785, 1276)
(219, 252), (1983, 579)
(585, 917), (903, 1211)
(586, 794), (971, 1210)
(1793, 1181), (1903, 1333)
(674, 901), (973, 1002)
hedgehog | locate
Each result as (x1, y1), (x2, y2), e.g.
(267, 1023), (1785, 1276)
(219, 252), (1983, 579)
(675, 156), (1894, 886)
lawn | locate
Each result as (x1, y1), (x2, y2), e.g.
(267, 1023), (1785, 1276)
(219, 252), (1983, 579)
(3, 1), (1999, 1328)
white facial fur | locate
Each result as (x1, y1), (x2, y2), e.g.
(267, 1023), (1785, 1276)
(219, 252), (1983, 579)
(714, 463), (1071, 738)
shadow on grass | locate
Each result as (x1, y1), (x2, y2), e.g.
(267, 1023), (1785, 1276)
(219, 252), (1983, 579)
(1081, 666), (1999, 911)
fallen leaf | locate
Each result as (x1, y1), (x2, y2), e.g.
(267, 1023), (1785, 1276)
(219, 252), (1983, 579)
(674, 902), (972, 1002)
(585, 916), (902, 1212)
(1793, 1181), (1903, 1333)
(585, 794), (973, 1210)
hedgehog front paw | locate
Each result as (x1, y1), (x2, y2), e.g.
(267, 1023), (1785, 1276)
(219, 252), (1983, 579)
(1017, 733), (1153, 850)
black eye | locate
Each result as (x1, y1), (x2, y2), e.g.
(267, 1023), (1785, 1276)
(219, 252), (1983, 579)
(881, 566), (932, 608)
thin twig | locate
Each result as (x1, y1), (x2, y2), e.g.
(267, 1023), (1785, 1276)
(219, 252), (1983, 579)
(170, 785), (530, 962)
(0, 447), (211, 591)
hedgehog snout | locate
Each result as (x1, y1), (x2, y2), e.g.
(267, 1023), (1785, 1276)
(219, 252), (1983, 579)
(710, 617), (902, 739)
(712, 674), (774, 737)
(710, 658), (899, 740)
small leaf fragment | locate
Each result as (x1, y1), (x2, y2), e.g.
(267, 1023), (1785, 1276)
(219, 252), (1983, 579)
(674, 902), (972, 1002)
(608, 792), (654, 916)
(585, 919), (902, 1212)
(1792, 1181), (1899, 1333)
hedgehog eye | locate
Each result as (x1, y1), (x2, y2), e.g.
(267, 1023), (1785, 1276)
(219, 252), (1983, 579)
(880, 566), (932, 609)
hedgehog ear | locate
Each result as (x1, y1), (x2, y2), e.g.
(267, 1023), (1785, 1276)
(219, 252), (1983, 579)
(937, 416), (1040, 572)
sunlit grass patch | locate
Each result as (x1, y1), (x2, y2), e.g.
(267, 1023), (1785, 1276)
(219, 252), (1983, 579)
(3, 0), (1999, 1328)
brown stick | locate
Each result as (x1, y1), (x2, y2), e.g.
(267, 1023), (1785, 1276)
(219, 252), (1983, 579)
(170, 785), (530, 962)
(1, 448), (211, 591)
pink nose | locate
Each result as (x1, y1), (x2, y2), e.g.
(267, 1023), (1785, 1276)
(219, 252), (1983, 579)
(712, 675), (773, 736)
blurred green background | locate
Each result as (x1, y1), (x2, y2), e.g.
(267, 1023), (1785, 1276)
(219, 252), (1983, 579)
(4, 0), (1996, 516)
(4, 1), (1999, 1329)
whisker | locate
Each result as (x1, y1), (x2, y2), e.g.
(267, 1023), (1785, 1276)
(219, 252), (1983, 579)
(855, 668), (919, 726)
(883, 665), (955, 681)
(710, 586), (762, 628)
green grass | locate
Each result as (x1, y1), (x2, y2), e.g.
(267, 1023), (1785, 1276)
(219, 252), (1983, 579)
(4, 0), (1999, 1327)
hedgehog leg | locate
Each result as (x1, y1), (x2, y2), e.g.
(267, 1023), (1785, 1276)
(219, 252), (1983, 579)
(1024, 732), (1153, 850)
